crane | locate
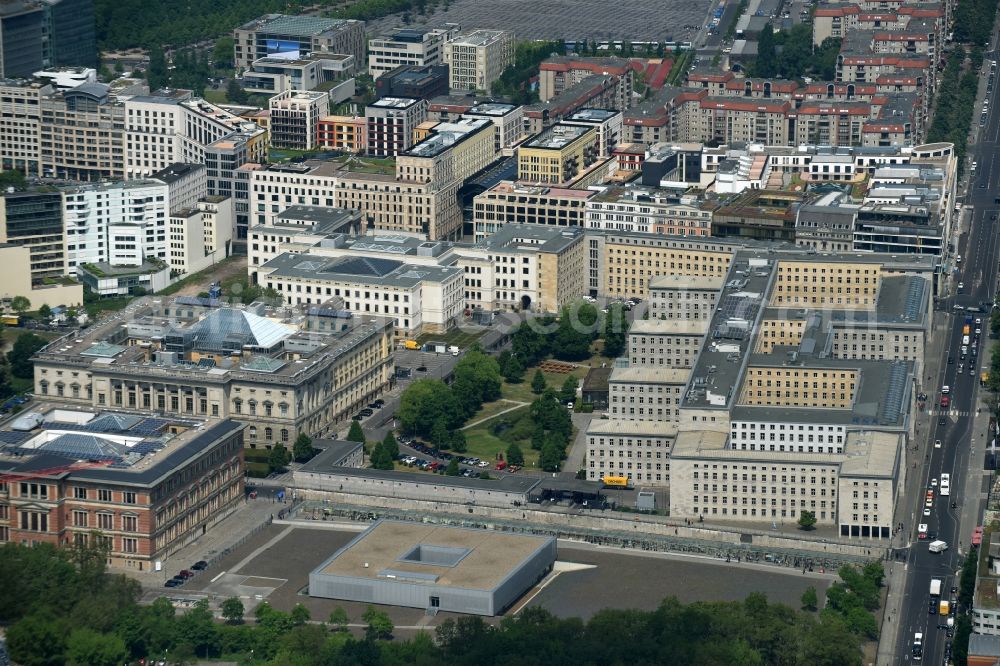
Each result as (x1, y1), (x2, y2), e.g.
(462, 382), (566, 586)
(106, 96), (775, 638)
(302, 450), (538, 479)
(0, 459), (115, 484)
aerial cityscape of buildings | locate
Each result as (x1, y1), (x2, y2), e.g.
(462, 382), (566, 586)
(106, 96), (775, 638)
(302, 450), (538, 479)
(0, 0), (998, 661)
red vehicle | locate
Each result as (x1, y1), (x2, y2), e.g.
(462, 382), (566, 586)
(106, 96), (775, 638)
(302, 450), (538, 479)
(940, 395), (951, 408)
(428, 462), (441, 471)
(973, 526), (984, 547)
(495, 461), (508, 471)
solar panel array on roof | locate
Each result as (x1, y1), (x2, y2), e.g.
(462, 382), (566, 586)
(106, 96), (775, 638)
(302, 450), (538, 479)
(0, 430), (31, 445)
(130, 418), (171, 435)
(717, 292), (761, 321)
(878, 363), (908, 424)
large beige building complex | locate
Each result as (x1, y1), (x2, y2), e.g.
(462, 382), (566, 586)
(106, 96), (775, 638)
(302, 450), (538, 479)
(31, 298), (394, 447)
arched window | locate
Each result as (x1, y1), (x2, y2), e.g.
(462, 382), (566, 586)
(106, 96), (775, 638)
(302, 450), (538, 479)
(280, 429), (289, 442)
(264, 427), (273, 441)
(248, 426), (257, 440)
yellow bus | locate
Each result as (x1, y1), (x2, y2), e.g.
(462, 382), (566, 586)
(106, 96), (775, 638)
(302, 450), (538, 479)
(602, 475), (631, 488)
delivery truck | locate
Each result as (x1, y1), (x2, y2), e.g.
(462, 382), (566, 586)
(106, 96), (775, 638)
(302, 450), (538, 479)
(929, 540), (949, 553)
(403, 340), (420, 350)
(930, 578), (942, 596)
(939, 599), (951, 615)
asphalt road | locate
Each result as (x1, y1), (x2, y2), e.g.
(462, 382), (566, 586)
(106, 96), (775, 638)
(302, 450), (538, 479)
(893, 43), (1000, 665)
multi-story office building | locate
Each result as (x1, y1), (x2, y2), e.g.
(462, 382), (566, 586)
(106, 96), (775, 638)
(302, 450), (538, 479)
(451, 224), (586, 313)
(563, 108), (622, 158)
(626, 318), (709, 368)
(647, 275), (723, 320)
(316, 115), (366, 152)
(462, 102), (524, 153)
(472, 181), (594, 240)
(442, 29), (514, 94)
(234, 14), (365, 73)
(0, 79), (48, 175)
(517, 123), (599, 185)
(368, 26), (458, 79)
(0, 187), (66, 283)
(41, 0), (97, 68)
(242, 53), (354, 96)
(168, 196), (233, 274)
(40, 82), (125, 181)
(365, 97), (427, 157)
(0, 406), (244, 569)
(249, 206), (361, 269)
(32, 297), (395, 443)
(60, 179), (169, 273)
(0, 0), (95, 77)
(250, 223), (583, 316)
(374, 64), (450, 100)
(538, 56), (635, 110)
(608, 366), (690, 422)
(258, 252), (463, 336)
(585, 419), (677, 486)
(585, 186), (712, 236)
(151, 163), (207, 213)
(125, 94), (268, 179)
(205, 131), (266, 252)
(269, 90), (329, 150)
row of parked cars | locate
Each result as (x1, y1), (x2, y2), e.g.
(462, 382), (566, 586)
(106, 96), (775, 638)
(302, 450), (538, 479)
(163, 559), (208, 588)
(352, 398), (385, 421)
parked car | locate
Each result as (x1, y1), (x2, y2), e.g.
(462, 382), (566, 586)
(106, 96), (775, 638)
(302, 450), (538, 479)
(191, 560), (208, 570)
(177, 569), (194, 579)
(164, 579), (181, 588)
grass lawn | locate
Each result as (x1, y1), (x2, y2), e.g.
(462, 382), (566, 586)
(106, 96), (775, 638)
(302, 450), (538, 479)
(463, 399), (524, 428)
(462, 406), (541, 469)
(415, 327), (486, 348)
(501, 366), (588, 403)
(203, 90), (228, 105)
(10, 376), (32, 394)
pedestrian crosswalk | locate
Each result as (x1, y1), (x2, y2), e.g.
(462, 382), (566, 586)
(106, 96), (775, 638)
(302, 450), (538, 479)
(928, 410), (971, 418)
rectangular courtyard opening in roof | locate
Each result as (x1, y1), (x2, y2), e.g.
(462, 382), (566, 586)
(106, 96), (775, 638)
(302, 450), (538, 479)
(399, 544), (472, 567)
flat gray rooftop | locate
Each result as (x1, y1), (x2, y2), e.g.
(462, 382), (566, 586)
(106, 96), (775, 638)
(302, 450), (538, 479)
(315, 519), (552, 590)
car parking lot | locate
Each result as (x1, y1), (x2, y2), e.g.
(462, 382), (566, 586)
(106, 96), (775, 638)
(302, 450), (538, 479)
(397, 435), (520, 477)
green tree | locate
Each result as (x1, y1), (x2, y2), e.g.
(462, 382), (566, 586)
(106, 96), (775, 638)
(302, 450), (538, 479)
(221, 597), (244, 624)
(147, 44), (168, 89)
(603, 303), (630, 358)
(0, 169), (26, 190)
(552, 315), (593, 361)
(328, 606), (350, 631)
(212, 36), (234, 69)
(346, 420), (365, 443)
(382, 431), (399, 460)
(176, 599), (217, 658)
(292, 432), (315, 462)
(451, 348), (502, 419)
(65, 628), (127, 666)
(801, 586), (819, 611)
(398, 378), (458, 436)
(37, 304), (51, 319)
(369, 441), (394, 470)
(445, 457), (460, 475)
(539, 440), (563, 472)
(9, 295), (30, 314)
(268, 444), (291, 472)
(506, 442), (525, 466)
(531, 369), (547, 394)
(289, 603), (310, 626)
(7, 332), (48, 379)
(431, 417), (450, 450)
(798, 510), (817, 530)
(226, 78), (248, 104)
(755, 22), (777, 77)
(449, 429), (467, 453)
(7, 613), (67, 665)
(501, 352), (525, 383)
(559, 375), (578, 404)
(362, 605), (394, 640)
